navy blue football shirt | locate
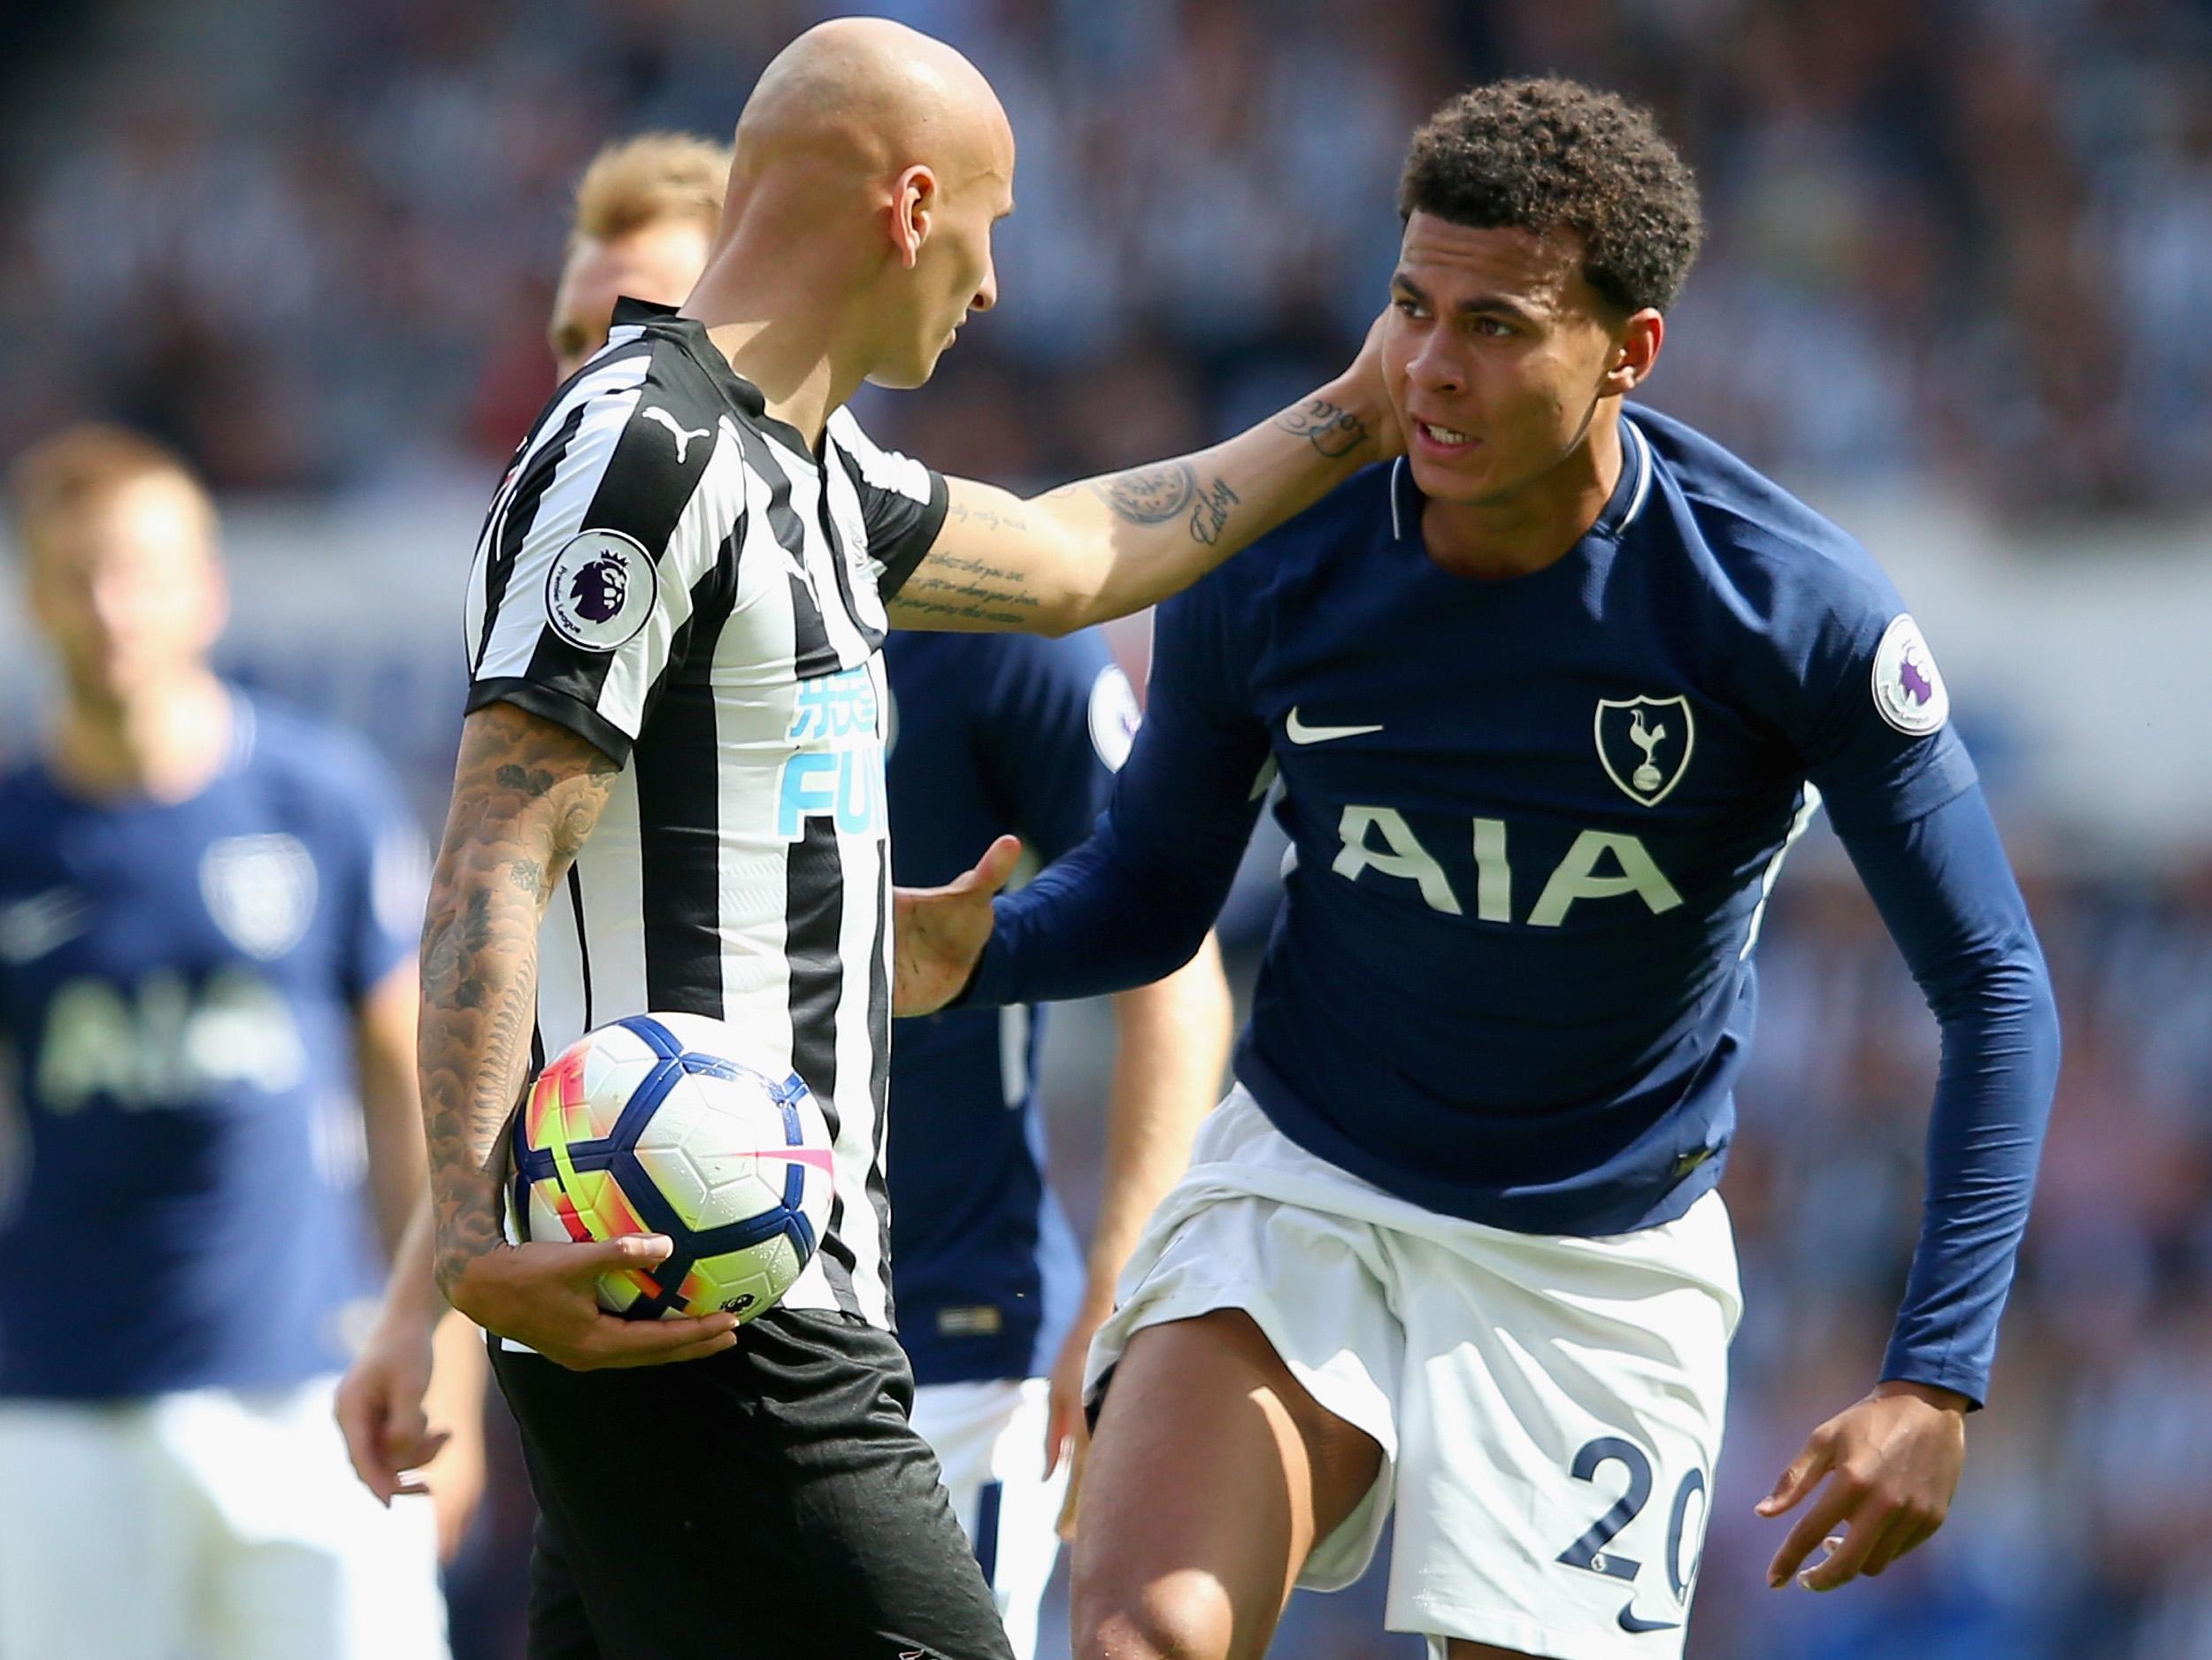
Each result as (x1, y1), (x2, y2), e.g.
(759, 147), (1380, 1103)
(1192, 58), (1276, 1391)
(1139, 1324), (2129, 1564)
(884, 627), (1140, 1386)
(0, 694), (418, 1398)
(969, 407), (2059, 1404)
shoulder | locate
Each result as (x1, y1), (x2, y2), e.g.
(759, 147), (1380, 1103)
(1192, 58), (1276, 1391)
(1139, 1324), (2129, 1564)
(0, 755), (52, 843)
(518, 326), (733, 515)
(1632, 406), (1901, 630)
(235, 695), (401, 813)
(0, 751), (45, 802)
(826, 406), (934, 503)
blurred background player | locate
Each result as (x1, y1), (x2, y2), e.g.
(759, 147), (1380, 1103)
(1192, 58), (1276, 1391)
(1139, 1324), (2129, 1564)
(338, 129), (1233, 1659)
(0, 426), (457, 1659)
(897, 79), (2062, 1660)
(886, 591), (1230, 1656)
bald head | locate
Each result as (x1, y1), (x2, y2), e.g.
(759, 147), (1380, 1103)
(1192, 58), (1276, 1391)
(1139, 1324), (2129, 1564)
(734, 17), (1011, 188)
(700, 17), (1016, 395)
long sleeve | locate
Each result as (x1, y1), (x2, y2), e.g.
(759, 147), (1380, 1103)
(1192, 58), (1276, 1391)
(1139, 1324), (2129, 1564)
(1835, 783), (2062, 1406)
(964, 579), (1271, 1009)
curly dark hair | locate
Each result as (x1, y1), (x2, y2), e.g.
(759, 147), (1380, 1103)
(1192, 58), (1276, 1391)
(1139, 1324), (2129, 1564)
(1398, 78), (1703, 317)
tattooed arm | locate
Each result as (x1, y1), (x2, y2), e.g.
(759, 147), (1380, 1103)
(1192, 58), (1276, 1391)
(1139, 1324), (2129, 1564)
(418, 700), (741, 1370)
(887, 328), (1402, 634)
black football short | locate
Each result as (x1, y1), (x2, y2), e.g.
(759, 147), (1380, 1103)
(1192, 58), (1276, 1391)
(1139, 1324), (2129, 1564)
(490, 1309), (1013, 1660)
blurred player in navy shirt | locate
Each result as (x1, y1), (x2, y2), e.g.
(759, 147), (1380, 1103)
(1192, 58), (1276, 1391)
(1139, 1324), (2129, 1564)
(337, 133), (1231, 1660)
(0, 427), (456, 1658)
(898, 81), (2062, 1660)
(885, 625), (1229, 1659)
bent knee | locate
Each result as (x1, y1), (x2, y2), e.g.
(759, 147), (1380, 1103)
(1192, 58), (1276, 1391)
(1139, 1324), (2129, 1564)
(1071, 1567), (1238, 1660)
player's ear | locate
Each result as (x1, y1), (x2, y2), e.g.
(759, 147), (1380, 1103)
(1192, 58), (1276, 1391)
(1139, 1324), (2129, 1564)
(1604, 309), (1664, 397)
(890, 165), (937, 270)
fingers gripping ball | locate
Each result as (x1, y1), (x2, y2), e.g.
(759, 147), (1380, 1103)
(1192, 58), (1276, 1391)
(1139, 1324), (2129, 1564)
(511, 1013), (835, 1321)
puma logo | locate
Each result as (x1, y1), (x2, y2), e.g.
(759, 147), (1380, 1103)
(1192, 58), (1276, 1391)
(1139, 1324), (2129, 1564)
(641, 406), (711, 464)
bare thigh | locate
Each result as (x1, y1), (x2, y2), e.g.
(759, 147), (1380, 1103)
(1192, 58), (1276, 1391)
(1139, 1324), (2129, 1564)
(1069, 1309), (1383, 1660)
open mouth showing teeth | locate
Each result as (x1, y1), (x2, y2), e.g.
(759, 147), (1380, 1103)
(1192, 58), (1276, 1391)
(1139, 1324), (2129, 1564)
(1421, 422), (1471, 445)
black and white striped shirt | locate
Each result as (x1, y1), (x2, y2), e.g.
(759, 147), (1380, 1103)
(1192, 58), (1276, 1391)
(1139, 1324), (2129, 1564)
(465, 298), (948, 1329)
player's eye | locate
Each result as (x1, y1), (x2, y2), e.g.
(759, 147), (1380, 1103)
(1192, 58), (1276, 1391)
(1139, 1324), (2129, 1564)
(1392, 295), (1426, 319)
(1470, 316), (1516, 339)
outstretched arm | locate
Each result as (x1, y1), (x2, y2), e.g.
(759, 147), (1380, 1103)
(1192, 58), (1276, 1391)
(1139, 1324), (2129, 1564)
(1758, 783), (2059, 1592)
(888, 344), (1394, 635)
(896, 580), (1271, 1015)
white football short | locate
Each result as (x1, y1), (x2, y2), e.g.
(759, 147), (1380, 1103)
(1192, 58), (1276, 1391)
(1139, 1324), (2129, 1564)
(1087, 1087), (1743, 1660)
(910, 1375), (1071, 1660)
(0, 1375), (448, 1660)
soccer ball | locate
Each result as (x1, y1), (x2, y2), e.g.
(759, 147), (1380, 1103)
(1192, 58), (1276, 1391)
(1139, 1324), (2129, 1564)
(509, 1012), (833, 1321)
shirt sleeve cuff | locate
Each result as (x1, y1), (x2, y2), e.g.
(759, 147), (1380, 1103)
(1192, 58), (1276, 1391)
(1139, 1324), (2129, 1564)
(466, 679), (634, 768)
(1878, 1345), (1989, 1412)
(950, 900), (1022, 1010)
(874, 472), (949, 600)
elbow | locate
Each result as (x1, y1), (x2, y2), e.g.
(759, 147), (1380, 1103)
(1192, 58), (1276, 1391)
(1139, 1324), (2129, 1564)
(1027, 604), (1087, 641)
(1109, 925), (1207, 993)
(2026, 951), (2062, 1071)
(1166, 932), (1233, 1018)
(1141, 912), (1223, 990)
(1928, 929), (2062, 1068)
(2009, 925), (2062, 1064)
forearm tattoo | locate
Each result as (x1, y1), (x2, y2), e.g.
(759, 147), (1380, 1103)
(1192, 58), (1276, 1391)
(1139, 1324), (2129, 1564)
(419, 702), (614, 1292)
(1089, 461), (1242, 546)
(895, 549), (1045, 627)
(1190, 478), (1240, 545)
(1274, 397), (1374, 459)
(1090, 463), (1198, 525)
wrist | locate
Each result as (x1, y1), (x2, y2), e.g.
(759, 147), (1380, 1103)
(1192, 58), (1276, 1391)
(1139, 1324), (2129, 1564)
(1874, 1378), (1973, 1414)
(369, 1296), (442, 1358)
(433, 1226), (500, 1306)
(380, 1282), (448, 1344)
(1308, 381), (1392, 464)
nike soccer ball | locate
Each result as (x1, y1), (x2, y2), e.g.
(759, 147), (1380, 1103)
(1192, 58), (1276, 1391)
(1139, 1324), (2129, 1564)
(510, 1012), (833, 1321)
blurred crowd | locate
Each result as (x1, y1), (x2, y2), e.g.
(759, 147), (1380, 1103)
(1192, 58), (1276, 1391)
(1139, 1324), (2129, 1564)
(3, 0), (2211, 511)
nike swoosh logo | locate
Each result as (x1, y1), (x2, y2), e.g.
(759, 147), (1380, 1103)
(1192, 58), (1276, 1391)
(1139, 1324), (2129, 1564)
(1285, 707), (1384, 745)
(1617, 1602), (1683, 1634)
